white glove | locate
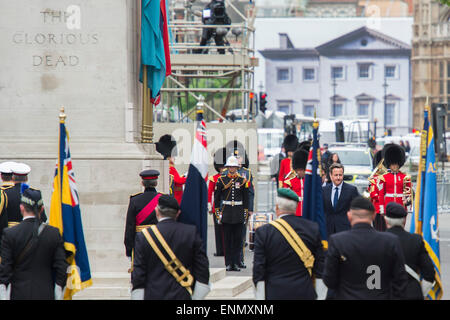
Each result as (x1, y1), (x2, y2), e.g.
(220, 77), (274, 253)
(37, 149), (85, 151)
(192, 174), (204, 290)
(131, 288), (145, 300)
(54, 285), (64, 300)
(208, 203), (212, 213)
(421, 280), (434, 298)
(191, 281), (211, 300)
(315, 278), (328, 300)
(255, 281), (265, 300)
(0, 284), (8, 300)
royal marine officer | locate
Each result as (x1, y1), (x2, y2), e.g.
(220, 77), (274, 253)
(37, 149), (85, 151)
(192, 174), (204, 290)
(0, 188), (68, 300)
(124, 169), (161, 268)
(323, 196), (408, 299)
(253, 188), (326, 300)
(208, 147), (227, 257)
(377, 144), (412, 215)
(156, 134), (186, 205)
(131, 195), (210, 300)
(282, 146), (309, 217)
(278, 134), (299, 188)
(214, 156), (249, 271)
(385, 202), (435, 300)
(225, 140), (254, 268)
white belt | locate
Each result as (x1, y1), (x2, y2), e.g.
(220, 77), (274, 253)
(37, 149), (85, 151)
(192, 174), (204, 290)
(223, 201), (243, 206)
(385, 193), (403, 198)
(405, 264), (421, 283)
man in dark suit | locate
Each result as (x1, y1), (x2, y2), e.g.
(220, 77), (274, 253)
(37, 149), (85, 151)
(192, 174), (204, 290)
(124, 170), (161, 264)
(131, 195), (210, 300)
(323, 197), (408, 300)
(253, 188), (326, 300)
(0, 188), (68, 300)
(385, 202), (435, 300)
(322, 163), (359, 237)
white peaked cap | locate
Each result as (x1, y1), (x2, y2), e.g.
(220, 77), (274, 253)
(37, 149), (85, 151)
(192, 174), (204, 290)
(11, 162), (31, 175)
(0, 161), (17, 174)
(225, 156), (239, 167)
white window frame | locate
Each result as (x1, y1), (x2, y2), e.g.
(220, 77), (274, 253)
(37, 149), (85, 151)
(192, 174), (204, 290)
(384, 64), (399, 80)
(331, 65), (346, 81)
(357, 102), (370, 118)
(331, 102), (344, 118)
(302, 67), (316, 82)
(277, 67), (292, 83)
(277, 101), (292, 114)
(303, 103), (315, 117)
(357, 63), (373, 80)
(385, 102), (396, 126)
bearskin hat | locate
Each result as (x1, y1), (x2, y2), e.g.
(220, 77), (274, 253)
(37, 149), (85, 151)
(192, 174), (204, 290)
(297, 140), (311, 153)
(283, 134), (299, 152)
(292, 148), (309, 170)
(373, 150), (383, 169)
(225, 140), (248, 166)
(213, 148), (227, 173)
(383, 143), (405, 168)
(155, 134), (177, 159)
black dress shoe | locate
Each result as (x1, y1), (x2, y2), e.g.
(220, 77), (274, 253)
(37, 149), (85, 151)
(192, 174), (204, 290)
(238, 262), (247, 269)
(232, 264), (241, 272)
(226, 265), (233, 271)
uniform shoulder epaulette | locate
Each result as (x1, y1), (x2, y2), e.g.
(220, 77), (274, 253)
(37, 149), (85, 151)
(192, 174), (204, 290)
(130, 192), (143, 198)
(284, 179), (292, 187)
(0, 185), (13, 190)
(208, 176), (215, 182)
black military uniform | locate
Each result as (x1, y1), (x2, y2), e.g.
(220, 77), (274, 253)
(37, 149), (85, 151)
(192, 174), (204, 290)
(124, 170), (161, 259)
(131, 195), (210, 300)
(0, 188), (68, 300)
(385, 202), (435, 300)
(214, 158), (249, 271)
(253, 189), (325, 300)
(323, 198), (408, 300)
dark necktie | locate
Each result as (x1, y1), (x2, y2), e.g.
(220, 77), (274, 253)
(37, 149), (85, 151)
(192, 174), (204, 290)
(333, 187), (339, 209)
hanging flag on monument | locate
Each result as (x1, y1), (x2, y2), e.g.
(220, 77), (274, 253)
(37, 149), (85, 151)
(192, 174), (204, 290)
(140, 0), (172, 101)
(49, 109), (92, 300)
(302, 120), (328, 248)
(179, 109), (209, 250)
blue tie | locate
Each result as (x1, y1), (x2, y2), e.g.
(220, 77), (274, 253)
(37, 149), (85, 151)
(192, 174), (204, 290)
(333, 187), (339, 209)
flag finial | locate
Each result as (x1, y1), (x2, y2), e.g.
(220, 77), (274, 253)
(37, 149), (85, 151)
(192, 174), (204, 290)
(59, 106), (66, 123)
(196, 95), (205, 113)
(425, 96), (430, 111)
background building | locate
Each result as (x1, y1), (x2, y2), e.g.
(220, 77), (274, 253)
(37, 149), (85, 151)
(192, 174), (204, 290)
(260, 26), (412, 136)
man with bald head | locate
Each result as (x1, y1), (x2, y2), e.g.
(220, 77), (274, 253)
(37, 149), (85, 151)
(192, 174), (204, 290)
(323, 196), (408, 300)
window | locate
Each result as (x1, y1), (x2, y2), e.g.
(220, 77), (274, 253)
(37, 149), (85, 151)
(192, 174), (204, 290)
(304, 104), (315, 117)
(278, 102), (291, 114)
(303, 68), (315, 81)
(358, 103), (369, 117)
(385, 103), (395, 126)
(332, 103), (343, 117)
(385, 65), (396, 78)
(331, 66), (344, 80)
(277, 68), (291, 82)
(358, 63), (371, 79)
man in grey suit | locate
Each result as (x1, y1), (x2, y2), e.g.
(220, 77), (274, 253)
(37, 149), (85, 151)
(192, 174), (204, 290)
(322, 163), (359, 237)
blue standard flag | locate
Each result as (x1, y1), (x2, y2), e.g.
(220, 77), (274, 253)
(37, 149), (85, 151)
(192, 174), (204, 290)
(303, 120), (328, 248)
(49, 109), (92, 299)
(179, 110), (209, 250)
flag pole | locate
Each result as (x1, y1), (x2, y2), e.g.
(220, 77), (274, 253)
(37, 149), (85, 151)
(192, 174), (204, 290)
(141, 65), (154, 144)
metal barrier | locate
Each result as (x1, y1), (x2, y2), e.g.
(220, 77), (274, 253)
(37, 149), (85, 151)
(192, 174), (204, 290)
(437, 170), (450, 213)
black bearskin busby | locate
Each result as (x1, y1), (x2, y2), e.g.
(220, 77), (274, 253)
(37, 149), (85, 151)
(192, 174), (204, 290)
(292, 148), (309, 171)
(155, 134), (177, 160)
(383, 143), (405, 168)
(283, 134), (299, 153)
(213, 147), (227, 173)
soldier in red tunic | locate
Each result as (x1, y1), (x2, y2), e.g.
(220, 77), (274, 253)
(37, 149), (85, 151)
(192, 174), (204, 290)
(282, 148), (309, 217)
(278, 134), (299, 188)
(367, 150), (388, 231)
(156, 134), (187, 205)
(377, 144), (412, 218)
(208, 147), (227, 256)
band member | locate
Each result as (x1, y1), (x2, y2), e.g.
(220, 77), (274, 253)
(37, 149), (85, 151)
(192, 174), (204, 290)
(208, 148), (227, 256)
(377, 144), (412, 215)
(367, 150), (388, 231)
(278, 135), (299, 188)
(214, 156), (249, 271)
(156, 134), (186, 205)
(283, 148), (309, 217)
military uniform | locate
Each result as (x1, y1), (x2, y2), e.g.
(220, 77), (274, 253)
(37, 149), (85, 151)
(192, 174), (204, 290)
(131, 195), (210, 300)
(214, 162), (249, 271)
(323, 223), (408, 299)
(169, 164), (186, 205)
(367, 151), (388, 231)
(277, 135), (299, 188)
(124, 170), (161, 259)
(385, 202), (435, 300)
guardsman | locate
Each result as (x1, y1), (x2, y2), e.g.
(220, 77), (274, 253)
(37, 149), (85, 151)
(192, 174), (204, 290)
(224, 140), (254, 269)
(282, 148), (309, 216)
(0, 188), (68, 300)
(366, 150), (388, 231)
(278, 135), (299, 188)
(214, 156), (249, 271)
(124, 170), (161, 270)
(323, 196), (408, 299)
(385, 202), (435, 300)
(377, 144), (412, 215)
(131, 195), (210, 300)
(253, 188), (326, 300)
(156, 134), (186, 205)
(208, 147), (227, 257)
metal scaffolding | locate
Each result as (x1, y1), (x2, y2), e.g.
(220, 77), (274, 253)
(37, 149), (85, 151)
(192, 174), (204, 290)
(157, 0), (258, 123)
